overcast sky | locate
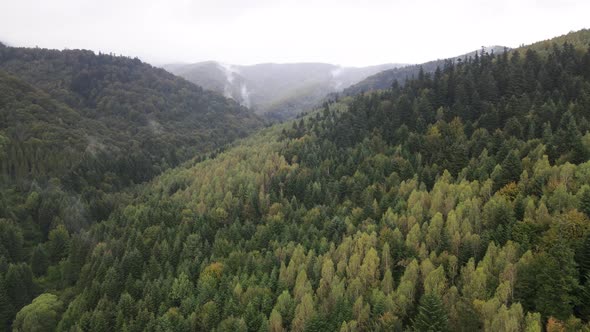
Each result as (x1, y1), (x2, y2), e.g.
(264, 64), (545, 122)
(0, 0), (588, 67)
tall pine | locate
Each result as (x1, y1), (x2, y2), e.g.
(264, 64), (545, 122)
(412, 293), (449, 332)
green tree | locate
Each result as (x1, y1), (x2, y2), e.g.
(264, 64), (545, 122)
(47, 225), (70, 264)
(515, 247), (578, 320)
(0, 276), (14, 332)
(579, 187), (590, 218)
(292, 293), (314, 332)
(5, 263), (35, 312)
(217, 316), (248, 332)
(495, 150), (522, 190)
(171, 273), (193, 305)
(30, 245), (49, 277)
(412, 293), (449, 332)
(12, 293), (63, 332)
(0, 219), (23, 263)
(268, 309), (284, 332)
(273, 291), (295, 329)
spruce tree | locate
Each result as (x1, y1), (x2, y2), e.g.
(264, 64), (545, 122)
(0, 277), (14, 332)
(496, 150), (522, 190)
(412, 293), (449, 332)
(578, 235), (590, 284)
(580, 188), (590, 218)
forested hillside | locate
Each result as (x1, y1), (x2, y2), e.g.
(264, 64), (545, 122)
(518, 29), (590, 56)
(343, 29), (590, 98)
(0, 44), (263, 189)
(2, 33), (589, 331)
(340, 46), (506, 97)
(0, 44), (264, 331)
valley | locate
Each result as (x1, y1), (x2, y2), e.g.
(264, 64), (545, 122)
(1, 24), (590, 332)
(165, 61), (404, 120)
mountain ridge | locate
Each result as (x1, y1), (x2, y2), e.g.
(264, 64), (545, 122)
(341, 45), (508, 96)
(0, 44), (264, 237)
(164, 61), (406, 120)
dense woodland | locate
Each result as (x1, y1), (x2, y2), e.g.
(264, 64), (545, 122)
(0, 44), (263, 187)
(339, 46), (505, 97)
(342, 29), (590, 98)
(0, 44), (263, 330)
(2, 31), (590, 331)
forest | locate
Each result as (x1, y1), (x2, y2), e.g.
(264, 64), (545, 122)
(0, 44), (264, 330)
(1, 30), (590, 331)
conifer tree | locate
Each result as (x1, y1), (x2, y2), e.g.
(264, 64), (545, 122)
(579, 187), (590, 218)
(412, 293), (449, 332)
(0, 277), (14, 332)
(495, 150), (522, 190)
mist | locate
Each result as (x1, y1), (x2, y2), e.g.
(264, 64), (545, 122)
(1, 0), (589, 66)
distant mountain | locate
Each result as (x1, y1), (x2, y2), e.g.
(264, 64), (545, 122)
(164, 61), (405, 120)
(0, 44), (264, 191)
(341, 46), (507, 96)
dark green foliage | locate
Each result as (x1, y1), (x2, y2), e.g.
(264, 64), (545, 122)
(0, 219), (23, 263)
(2, 30), (590, 331)
(342, 46), (508, 97)
(579, 276), (590, 321)
(30, 245), (49, 277)
(412, 294), (449, 332)
(580, 232), (590, 266)
(515, 247), (579, 320)
(0, 47), (263, 189)
(4, 263), (36, 318)
(580, 187), (590, 218)
(0, 277), (13, 332)
(0, 43), (263, 329)
(496, 150), (523, 190)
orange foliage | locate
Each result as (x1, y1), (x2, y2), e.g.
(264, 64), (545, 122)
(498, 182), (519, 200)
(546, 317), (565, 332)
(203, 262), (224, 278)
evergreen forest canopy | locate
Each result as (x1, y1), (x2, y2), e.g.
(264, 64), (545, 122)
(1, 29), (590, 332)
(340, 46), (507, 97)
(0, 43), (264, 330)
(342, 29), (590, 98)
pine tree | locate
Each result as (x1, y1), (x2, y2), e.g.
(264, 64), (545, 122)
(554, 111), (587, 163)
(577, 235), (590, 284)
(30, 245), (49, 277)
(578, 276), (590, 321)
(579, 188), (590, 218)
(412, 293), (449, 332)
(305, 314), (330, 332)
(0, 219), (24, 263)
(268, 309), (284, 332)
(495, 150), (522, 190)
(5, 263), (35, 312)
(0, 277), (14, 332)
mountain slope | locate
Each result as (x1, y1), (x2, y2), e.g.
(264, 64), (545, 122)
(0, 70), (89, 180)
(343, 30), (590, 98)
(18, 31), (590, 331)
(342, 46), (507, 96)
(518, 28), (590, 55)
(165, 61), (404, 119)
(0, 45), (264, 189)
(0, 45), (265, 330)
